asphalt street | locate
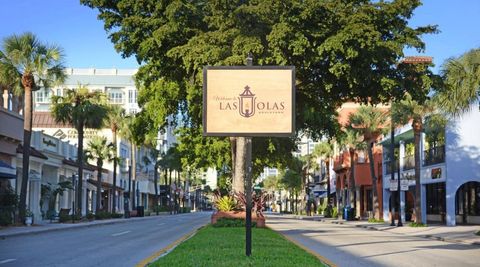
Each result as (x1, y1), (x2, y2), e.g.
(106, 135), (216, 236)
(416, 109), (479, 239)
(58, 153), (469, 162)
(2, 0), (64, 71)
(0, 212), (210, 267)
(267, 215), (480, 267)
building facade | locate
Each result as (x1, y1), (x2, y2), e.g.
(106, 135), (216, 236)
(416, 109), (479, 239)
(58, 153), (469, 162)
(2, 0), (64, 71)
(382, 103), (480, 226)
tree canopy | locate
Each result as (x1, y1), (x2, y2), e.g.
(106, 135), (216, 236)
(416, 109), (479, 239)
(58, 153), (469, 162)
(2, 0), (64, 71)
(82, 0), (438, 171)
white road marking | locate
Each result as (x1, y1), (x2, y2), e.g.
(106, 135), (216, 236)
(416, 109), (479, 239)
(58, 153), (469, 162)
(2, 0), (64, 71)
(0, 259), (16, 265)
(157, 223), (165, 226)
(111, 231), (131, 237)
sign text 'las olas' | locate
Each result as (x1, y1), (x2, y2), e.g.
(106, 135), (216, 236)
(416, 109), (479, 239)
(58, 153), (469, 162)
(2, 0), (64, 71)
(203, 66), (295, 136)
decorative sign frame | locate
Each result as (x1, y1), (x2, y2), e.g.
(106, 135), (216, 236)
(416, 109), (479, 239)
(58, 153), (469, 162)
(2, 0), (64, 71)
(203, 66), (295, 137)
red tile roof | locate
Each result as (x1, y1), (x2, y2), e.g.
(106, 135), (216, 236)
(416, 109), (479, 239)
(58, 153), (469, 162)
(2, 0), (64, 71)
(17, 144), (48, 160)
(401, 56), (433, 64)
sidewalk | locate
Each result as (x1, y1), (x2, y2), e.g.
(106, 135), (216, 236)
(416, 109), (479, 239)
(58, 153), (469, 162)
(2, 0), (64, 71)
(288, 214), (480, 246)
(0, 212), (173, 239)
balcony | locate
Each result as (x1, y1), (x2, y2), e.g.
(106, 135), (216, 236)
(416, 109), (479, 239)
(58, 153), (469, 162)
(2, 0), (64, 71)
(384, 160), (399, 175)
(423, 145), (445, 166)
(403, 155), (415, 170)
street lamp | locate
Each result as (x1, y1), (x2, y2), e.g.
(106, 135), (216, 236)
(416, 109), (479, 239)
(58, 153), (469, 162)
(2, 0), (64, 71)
(72, 173), (77, 223)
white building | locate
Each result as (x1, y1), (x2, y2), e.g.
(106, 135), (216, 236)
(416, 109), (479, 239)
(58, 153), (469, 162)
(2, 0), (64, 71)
(382, 103), (480, 226)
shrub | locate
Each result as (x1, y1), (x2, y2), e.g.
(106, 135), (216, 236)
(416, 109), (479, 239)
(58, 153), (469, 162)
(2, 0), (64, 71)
(332, 207), (338, 218)
(318, 201), (327, 215)
(86, 212), (95, 220)
(409, 222), (427, 227)
(95, 211), (112, 220)
(111, 213), (123, 218)
(475, 230), (480, 236)
(154, 205), (169, 212)
(323, 205), (333, 218)
(0, 210), (13, 226)
(368, 218), (384, 223)
(59, 213), (71, 223)
(180, 207), (191, 213)
(215, 196), (236, 212)
(213, 218), (257, 228)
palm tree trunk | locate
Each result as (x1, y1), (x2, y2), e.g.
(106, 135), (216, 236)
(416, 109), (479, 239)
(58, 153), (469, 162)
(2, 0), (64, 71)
(154, 164), (159, 215)
(413, 126), (423, 224)
(349, 148), (356, 209)
(367, 141), (380, 219)
(112, 130), (117, 213)
(77, 124), (84, 215)
(96, 162), (102, 213)
(19, 84), (32, 223)
(326, 159), (331, 207)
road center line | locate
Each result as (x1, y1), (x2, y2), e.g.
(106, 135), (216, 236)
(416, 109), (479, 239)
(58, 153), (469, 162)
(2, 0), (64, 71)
(112, 231), (131, 237)
(0, 259), (16, 265)
(157, 223), (165, 226)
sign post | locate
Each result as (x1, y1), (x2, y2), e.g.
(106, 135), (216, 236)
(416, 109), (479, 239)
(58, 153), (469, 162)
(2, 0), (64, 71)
(203, 55), (294, 257)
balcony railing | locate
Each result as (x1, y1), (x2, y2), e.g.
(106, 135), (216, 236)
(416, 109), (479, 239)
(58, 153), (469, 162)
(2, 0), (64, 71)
(384, 160), (399, 175)
(423, 145), (445, 166)
(403, 155), (415, 170)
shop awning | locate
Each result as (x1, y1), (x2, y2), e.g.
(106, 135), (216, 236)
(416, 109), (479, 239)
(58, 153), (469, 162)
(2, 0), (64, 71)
(0, 160), (16, 179)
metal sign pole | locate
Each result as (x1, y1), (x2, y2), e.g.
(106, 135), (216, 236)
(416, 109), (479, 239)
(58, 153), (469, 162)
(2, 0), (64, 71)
(245, 53), (253, 257)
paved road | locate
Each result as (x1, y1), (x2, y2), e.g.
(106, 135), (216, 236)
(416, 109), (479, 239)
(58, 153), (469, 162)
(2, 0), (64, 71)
(0, 212), (210, 267)
(267, 215), (480, 267)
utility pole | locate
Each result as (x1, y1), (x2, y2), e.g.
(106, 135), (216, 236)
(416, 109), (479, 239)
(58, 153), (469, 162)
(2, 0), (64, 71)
(244, 53), (253, 257)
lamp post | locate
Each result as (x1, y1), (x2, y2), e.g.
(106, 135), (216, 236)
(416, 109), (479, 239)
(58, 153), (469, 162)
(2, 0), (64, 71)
(125, 158), (131, 218)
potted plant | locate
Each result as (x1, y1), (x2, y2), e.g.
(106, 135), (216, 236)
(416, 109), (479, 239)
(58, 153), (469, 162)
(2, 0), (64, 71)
(25, 209), (34, 226)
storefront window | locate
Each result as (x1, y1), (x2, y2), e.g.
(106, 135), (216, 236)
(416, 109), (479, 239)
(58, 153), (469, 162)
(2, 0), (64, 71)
(426, 182), (446, 214)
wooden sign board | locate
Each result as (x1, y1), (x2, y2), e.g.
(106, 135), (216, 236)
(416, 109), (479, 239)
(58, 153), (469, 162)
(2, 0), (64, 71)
(203, 66), (295, 136)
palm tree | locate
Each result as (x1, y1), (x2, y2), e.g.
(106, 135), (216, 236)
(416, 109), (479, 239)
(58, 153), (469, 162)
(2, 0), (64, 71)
(392, 94), (435, 224)
(86, 136), (115, 213)
(120, 115), (140, 209)
(338, 128), (364, 210)
(312, 142), (334, 207)
(51, 86), (108, 214)
(348, 105), (389, 219)
(0, 32), (65, 221)
(437, 48), (480, 117)
(105, 105), (126, 213)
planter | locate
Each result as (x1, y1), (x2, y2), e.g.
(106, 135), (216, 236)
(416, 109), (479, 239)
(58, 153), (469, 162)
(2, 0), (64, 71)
(25, 216), (33, 226)
(211, 211), (266, 228)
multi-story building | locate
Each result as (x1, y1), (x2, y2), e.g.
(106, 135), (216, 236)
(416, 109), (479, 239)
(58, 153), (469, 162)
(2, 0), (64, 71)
(32, 68), (176, 215)
(382, 102), (480, 226)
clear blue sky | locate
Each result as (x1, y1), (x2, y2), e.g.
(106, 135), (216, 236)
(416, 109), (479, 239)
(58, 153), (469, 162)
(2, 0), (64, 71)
(1, 0), (479, 73)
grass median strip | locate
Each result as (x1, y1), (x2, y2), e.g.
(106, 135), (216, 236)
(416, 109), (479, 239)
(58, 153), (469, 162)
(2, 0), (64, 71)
(150, 225), (326, 267)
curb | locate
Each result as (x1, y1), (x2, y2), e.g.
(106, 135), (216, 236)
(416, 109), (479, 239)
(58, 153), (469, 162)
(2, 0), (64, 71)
(135, 226), (202, 267)
(0, 214), (173, 239)
(267, 225), (336, 267)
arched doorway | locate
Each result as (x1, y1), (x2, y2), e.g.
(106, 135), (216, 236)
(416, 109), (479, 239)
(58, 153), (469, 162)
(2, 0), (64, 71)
(455, 181), (480, 225)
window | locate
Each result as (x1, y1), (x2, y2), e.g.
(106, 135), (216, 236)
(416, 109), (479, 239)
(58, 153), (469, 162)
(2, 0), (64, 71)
(426, 182), (446, 214)
(35, 88), (51, 103)
(128, 90), (137, 103)
(106, 87), (124, 104)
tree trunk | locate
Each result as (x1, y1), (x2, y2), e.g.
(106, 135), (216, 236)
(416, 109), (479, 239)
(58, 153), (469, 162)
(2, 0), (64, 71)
(154, 164), (159, 215)
(112, 130), (117, 213)
(77, 124), (84, 215)
(96, 161), (102, 213)
(131, 143), (136, 209)
(233, 137), (246, 194)
(367, 141), (380, 219)
(326, 159), (331, 207)
(19, 82), (32, 223)
(348, 148), (356, 208)
(413, 123), (423, 224)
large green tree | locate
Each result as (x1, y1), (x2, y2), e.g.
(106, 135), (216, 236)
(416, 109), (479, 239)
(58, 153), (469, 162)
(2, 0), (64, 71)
(82, 0), (437, 184)
(348, 105), (389, 219)
(86, 136), (115, 213)
(51, 86), (108, 214)
(0, 32), (65, 222)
